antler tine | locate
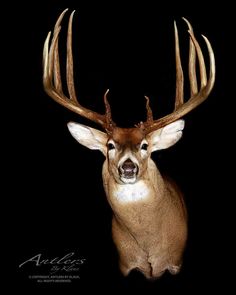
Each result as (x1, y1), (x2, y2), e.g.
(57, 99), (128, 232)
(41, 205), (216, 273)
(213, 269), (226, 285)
(182, 17), (198, 96)
(174, 21), (184, 110)
(66, 10), (77, 102)
(188, 30), (207, 88)
(138, 95), (153, 131)
(53, 8), (68, 94)
(143, 18), (215, 134)
(43, 9), (115, 131)
(104, 89), (115, 132)
(144, 96), (154, 124)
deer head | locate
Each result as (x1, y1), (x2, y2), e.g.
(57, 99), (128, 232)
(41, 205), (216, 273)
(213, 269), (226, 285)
(43, 9), (215, 185)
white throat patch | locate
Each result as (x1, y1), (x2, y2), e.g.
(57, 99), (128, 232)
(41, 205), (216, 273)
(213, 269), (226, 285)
(114, 181), (149, 203)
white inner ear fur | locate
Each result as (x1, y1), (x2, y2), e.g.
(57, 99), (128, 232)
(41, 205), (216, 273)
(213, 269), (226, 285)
(148, 119), (185, 152)
(67, 122), (108, 155)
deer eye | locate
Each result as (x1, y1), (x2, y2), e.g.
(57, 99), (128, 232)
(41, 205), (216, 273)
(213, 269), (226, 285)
(141, 143), (148, 151)
(107, 142), (115, 150)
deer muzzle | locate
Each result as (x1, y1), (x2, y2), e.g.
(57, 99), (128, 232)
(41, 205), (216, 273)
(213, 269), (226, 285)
(119, 158), (139, 180)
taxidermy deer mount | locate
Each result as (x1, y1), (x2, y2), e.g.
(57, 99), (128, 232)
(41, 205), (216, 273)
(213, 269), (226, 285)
(43, 9), (215, 279)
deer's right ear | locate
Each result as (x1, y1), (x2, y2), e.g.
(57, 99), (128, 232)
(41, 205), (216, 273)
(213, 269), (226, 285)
(67, 122), (108, 155)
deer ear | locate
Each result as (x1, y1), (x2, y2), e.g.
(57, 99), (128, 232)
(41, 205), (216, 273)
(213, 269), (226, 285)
(67, 122), (108, 155)
(148, 120), (185, 152)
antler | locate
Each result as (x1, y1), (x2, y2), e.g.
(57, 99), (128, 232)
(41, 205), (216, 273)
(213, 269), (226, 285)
(43, 9), (115, 132)
(142, 17), (215, 134)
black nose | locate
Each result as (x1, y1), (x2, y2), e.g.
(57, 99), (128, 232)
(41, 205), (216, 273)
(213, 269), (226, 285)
(122, 159), (136, 171)
(119, 159), (138, 178)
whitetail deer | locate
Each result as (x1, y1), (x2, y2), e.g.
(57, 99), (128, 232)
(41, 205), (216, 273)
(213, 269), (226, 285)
(43, 9), (215, 279)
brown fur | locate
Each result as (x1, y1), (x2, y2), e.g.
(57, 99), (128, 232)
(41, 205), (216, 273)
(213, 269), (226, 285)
(102, 128), (187, 279)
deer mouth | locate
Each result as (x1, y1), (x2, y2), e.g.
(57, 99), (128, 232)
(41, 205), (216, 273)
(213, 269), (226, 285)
(118, 159), (139, 183)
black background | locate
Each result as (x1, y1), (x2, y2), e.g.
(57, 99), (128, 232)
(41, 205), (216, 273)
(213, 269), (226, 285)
(7, 1), (232, 293)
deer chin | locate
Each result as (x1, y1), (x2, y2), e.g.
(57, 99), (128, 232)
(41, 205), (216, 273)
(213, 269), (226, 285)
(120, 175), (137, 184)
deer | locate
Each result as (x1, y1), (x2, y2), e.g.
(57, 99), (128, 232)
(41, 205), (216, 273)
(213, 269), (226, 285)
(43, 9), (215, 279)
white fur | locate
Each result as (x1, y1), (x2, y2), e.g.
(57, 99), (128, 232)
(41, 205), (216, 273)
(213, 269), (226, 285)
(148, 119), (185, 151)
(114, 181), (149, 203)
(120, 176), (137, 184)
(67, 122), (107, 155)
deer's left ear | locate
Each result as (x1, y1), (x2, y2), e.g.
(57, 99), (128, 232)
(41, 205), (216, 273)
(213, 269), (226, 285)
(67, 122), (108, 155)
(148, 120), (185, 152)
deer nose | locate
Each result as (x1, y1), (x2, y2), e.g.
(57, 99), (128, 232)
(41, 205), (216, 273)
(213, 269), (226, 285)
(119, 159), (138, 178)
